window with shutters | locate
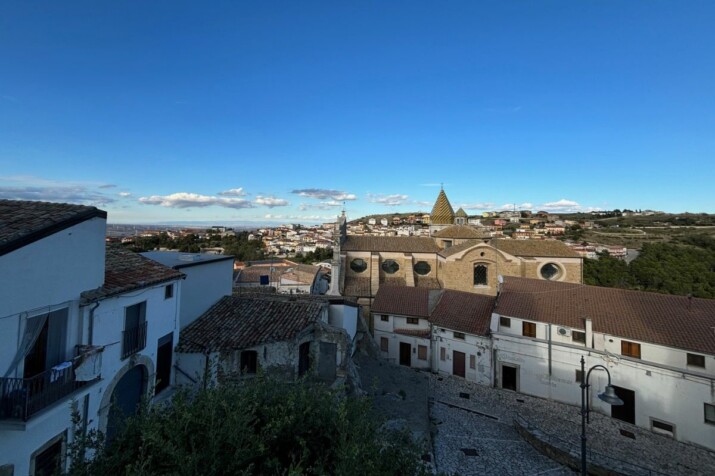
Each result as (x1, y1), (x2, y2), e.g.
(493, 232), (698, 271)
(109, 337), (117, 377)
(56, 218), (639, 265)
(621, 341), (641, 359)
(522, 321), (536, 338)
(418, 345), (427, 360)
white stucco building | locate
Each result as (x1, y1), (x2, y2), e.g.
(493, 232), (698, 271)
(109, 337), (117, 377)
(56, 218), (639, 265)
(0, 200), (183, 476)
(141, 251), (234, 329)
(370, 278), (715, 451)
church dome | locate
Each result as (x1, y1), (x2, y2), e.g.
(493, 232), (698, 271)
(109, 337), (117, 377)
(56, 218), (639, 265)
(455, 207), (467, 218)
(430, 189), (455, 225)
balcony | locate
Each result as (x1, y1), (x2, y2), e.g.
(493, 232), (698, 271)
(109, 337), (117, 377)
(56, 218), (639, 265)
(122, 321), (148, 359)
(0, 346), (103, 422)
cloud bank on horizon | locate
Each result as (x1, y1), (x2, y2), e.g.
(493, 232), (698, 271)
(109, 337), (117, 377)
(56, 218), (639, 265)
(0, 175), (620, 224)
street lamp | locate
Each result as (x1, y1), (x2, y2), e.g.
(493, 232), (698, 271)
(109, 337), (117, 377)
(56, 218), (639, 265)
(580, 356), (623, 476)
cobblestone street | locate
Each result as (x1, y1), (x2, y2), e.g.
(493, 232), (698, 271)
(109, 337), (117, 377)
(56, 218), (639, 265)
(356, 353), (715, 475)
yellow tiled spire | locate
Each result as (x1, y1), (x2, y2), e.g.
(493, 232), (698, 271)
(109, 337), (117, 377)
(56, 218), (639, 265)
(430, 189), (455, 225)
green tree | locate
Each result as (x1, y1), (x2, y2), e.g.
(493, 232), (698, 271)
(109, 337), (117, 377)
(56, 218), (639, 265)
(67, 378), (428, 476)
(584, 251), (633, 288)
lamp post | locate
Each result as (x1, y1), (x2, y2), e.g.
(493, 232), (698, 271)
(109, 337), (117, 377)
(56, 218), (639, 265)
(580, 356), (623, 476)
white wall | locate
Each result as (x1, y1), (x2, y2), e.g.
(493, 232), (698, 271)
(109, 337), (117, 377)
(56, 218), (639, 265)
(0, 217), (106, 318)
(432, 327), (491, 385)
(328, 304), (358, 343)
(178, 260), (233, 329)
(374, 329), (431, 369)
(492, 332), (715, 451)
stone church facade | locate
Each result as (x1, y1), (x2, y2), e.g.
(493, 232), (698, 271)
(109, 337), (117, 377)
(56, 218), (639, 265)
(331, 189), (582, 312)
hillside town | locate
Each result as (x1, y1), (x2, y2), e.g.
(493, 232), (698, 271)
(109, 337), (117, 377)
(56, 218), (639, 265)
(2, 191), (714, 475)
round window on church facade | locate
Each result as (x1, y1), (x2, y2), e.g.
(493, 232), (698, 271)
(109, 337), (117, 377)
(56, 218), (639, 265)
(414, 261), (431, 276)
(350, 258), (367, 273)
(540, 263), (562, 280)
(381, 259), (400, 274)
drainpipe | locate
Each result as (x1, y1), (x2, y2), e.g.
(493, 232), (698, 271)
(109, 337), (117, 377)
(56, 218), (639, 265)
(546, 323), (551, 377)
(88, 301), (101, 346)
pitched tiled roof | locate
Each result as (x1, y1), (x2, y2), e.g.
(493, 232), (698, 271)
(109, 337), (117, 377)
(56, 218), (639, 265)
(438, 240), (480, 258)
(455, 207), (468, 218)
(235, 265), (288, 284)
(430, 190), (455, 225)
(0, 200), (107, 257)
(415, 276), (441, 289)
(342, 236), (440, 253)
(394, 328), (431, 338)
(82, 245), (183, 301)
(177, 295), (324, 352)
(491, 239), (580, 258)
(343, 276), (372, 297)
(433, 225), (490, 239)
(372, 286), (431, 318)
(497, 277), (715, 355)
(431, 290), (495, 336)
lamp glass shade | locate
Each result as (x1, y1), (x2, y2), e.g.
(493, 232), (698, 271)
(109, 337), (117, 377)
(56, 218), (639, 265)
(598, 385), (624, 406)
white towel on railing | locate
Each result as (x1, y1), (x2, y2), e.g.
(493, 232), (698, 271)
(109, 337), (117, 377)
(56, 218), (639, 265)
(50, 361), (73, 382)
(74, 349), (102, 381)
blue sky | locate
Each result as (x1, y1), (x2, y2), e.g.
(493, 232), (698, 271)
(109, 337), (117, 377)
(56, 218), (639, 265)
(1, 1), (714, 224)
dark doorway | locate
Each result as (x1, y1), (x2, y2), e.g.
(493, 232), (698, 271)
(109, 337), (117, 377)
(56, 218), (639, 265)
(240, 351), (258, 375)
(155, 333), (173, 394)
(317, 342), (336, 382)
(611, 386), (636, 424)
(453, 351), (466, 378)
(399, 342), (411, 367)
(298, 342), (311, 377)
(502, 365), (518, 391)
(107, 365), (146, 443)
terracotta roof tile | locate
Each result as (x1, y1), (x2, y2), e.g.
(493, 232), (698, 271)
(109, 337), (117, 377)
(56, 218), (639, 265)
(497, 277), (715, 355)
(431, 290), (495, 336)
(342, 236), (440, 253)
(490, 239), (580, 258)
(438, 240), (481, 258)
(394, 328), (431, 338)
(343, 276), (372, 297)
(82, 245), (183, 301)
(372, 286), (431, 318)
(177, 295), (324, 352)
(0, 199), (106, 256)
(433, 225), (490, 240)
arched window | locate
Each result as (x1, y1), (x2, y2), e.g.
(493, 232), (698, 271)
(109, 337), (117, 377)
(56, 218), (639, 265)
(350, 258), (367, 273)
(474, 265), (488, 286)
(540, 263), (562, 280)
(414, 261), (431, 276)
(381, 259), (399, 274)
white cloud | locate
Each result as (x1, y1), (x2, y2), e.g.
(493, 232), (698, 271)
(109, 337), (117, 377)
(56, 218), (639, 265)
(118, 192), (132, 198)
(218, 188), (248, 197)
(497, 202), (534, 211)
(264, 214), (331, 222)
(254, 196), (289, 208)
(538, 199), (581, 212)
(291, 188), (357, 201)
(298, 200), (343, 211)
(138, 192), (254, 209)
(367, 193), (409, 206)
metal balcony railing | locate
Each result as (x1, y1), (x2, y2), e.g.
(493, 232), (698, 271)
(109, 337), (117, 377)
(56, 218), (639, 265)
(0, 347), (103, 421)
(122, 321), (148, 359)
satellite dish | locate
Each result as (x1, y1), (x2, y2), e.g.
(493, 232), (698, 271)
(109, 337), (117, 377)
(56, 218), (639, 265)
(497, 275), (504, 284)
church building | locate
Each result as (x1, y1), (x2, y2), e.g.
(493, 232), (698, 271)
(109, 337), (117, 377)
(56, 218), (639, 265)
(331, 189), (583, 314)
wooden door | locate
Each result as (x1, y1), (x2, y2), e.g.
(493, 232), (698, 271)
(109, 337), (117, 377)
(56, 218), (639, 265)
(453, 351), (466, 378)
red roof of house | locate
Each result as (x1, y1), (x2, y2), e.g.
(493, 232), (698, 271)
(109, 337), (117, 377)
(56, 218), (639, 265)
(497, 277), (715, 355)
(431, 290), (495, 336)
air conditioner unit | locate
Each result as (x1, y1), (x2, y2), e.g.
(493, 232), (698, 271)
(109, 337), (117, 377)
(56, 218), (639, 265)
(557, 327), (571, 337)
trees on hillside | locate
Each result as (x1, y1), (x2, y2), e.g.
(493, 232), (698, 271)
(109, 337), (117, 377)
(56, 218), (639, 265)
(584, 238), (715, 298)
(67, 378), (428, 476)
